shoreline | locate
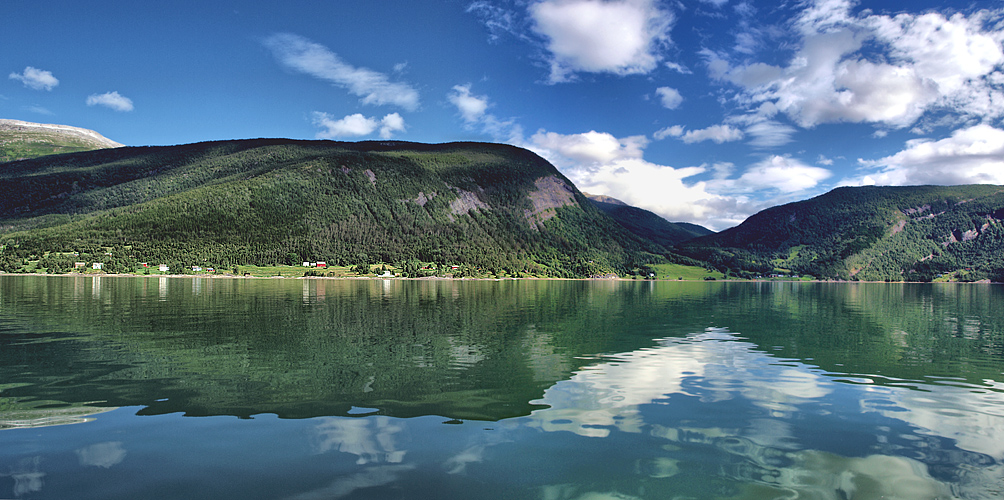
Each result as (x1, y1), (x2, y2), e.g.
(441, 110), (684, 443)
(0, 272), (998, 284)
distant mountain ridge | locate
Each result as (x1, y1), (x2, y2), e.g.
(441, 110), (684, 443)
(585, 193), (713, 246)
(680, 184), (1004, 282)
(1, 119), (122, 162)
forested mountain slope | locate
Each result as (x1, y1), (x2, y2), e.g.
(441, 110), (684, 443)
(679, 185), (1004, 281)
(585, 194), (714, 246)
(0, 139), (687, 277)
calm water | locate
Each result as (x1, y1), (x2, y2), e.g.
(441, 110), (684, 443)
(1, 276), (1003, 499)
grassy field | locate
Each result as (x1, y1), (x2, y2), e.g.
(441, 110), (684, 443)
(650, 263), (726, 280)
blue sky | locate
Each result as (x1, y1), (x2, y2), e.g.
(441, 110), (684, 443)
(4, 0), (1004, 230)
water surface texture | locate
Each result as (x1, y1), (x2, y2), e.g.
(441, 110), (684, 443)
(1, 276), (1002, 499)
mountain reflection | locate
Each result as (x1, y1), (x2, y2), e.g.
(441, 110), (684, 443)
(289, 325), (1001, 499)
(3, 277), (1003, 498)
(1, 277), (1003, 423)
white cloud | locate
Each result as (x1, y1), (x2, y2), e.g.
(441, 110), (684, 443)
(522, 129), (754, 229)
(731, 155), (833, 193)
(849, 124), (1004, 186)
(680, 124), (744, 144)
(378, 113), (406, 139)
(744, 120), (797, 148)
(264, 33), (419, 110)
(655, 124), (745, 144)
(9, 66), (58, 91)
(566, 157), (732, 224)
(794, 0), (855, 35)
(655, 86), (683, 109)
(528, 130), (646, 165)
(313, 112), (406, 139)
(445, 84), (524, 144)
(653, 125), (684, 140)
(710, 3), (1004, 130)
(664, 61), (691, 74)
(86, 91), (134, 112)
(448, 84), (489, 123)
(529, 0), (674, 82)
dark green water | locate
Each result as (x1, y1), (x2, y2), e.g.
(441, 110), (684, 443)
(1, 276), (1002, 499)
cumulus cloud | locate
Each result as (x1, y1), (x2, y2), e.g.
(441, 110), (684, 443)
(654, 123), (744, 144)
(377, 113), (406, 138)
(848, 124), (1004, 186)
(655, 86), (683, 109)
(529, 0), (674, 82)
(528, 130), (646, 165)
(709, 3), (1004, 130)
(684, 125), (745, 144)
(521, 129), (754, 229)
(9, 66), (58, 91)
(86, 91), (134, 112)
(264, 33), (419, 110)
(448, 84), (489, 123)
(730, 155), (833, 193)
(313, 112), (406, 139)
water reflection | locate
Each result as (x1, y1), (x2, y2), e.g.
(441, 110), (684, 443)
(76, 442), (126, 468)
(521, 327), (1001, 499)
(2, 277), (1004, 498)
(313, 417), (406, 465)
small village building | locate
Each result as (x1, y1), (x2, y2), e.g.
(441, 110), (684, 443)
(74, 262), (86, 269)
(92, 263), (103, 270)
(315, 262), (327, 268)
(159, 264), (169, 272)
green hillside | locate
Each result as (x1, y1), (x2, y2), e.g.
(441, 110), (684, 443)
(679, 185), (1004, 282)
(585, 193), (713, 246)
(0, 139), (695, 277)
(0, 119), (122, 162)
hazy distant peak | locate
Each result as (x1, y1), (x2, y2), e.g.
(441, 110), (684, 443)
(0, 119), (123, 148)
(583, 193), (628, 206)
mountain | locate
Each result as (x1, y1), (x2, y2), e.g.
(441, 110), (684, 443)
(0, 138), (693, 277)
(585, 193), (714, 246)
(679, 184), (1004, 282)
(0, 119), (123, 162)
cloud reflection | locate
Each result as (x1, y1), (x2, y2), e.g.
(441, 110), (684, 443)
(285, 465), (415, 500)
(4, 456), (45, 496)
(76, 441), (126, 468)
(313, 416), (405, 465)
(525, 327), (996, 497)
(528, 328), (832, 438)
